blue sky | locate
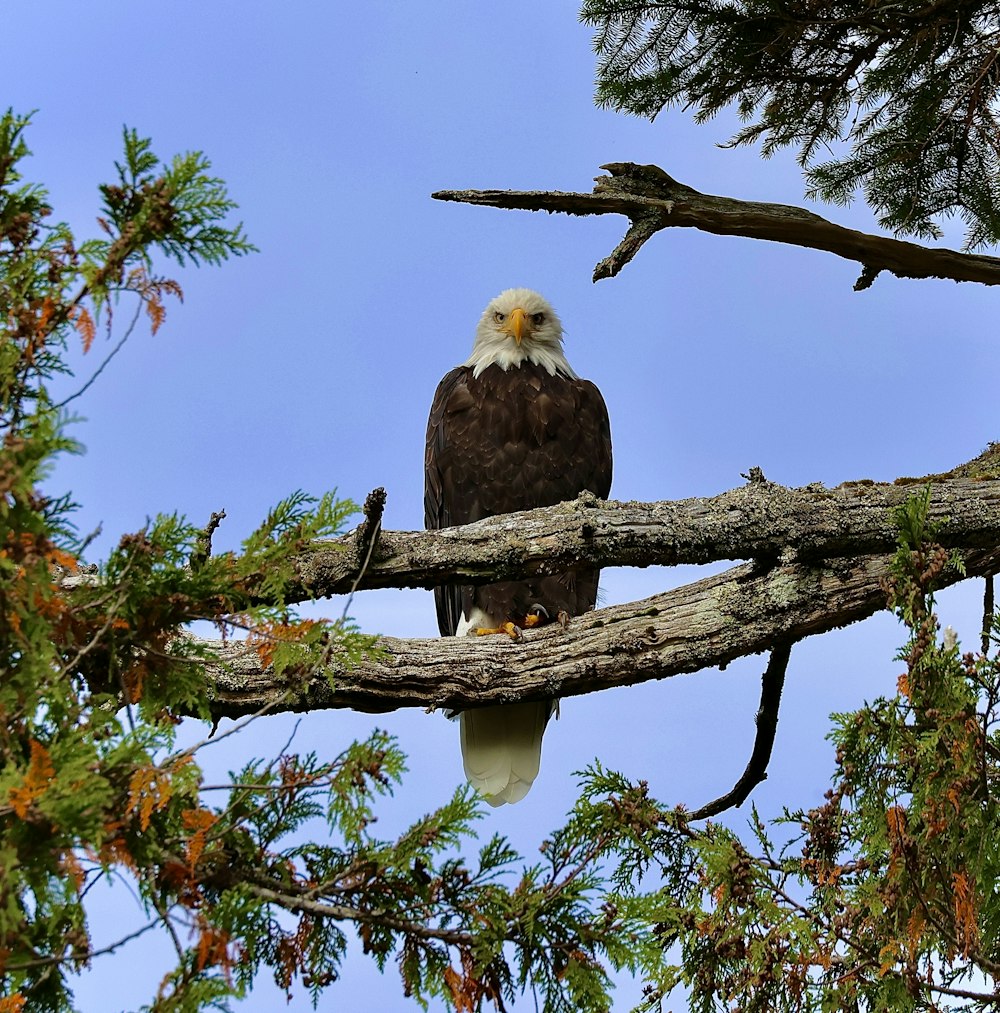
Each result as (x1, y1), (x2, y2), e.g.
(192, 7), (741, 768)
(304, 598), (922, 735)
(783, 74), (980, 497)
(6, 2), (995, 1010)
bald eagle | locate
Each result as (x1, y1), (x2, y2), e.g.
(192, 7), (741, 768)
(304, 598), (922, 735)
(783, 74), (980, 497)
(424, 289), (612, 806)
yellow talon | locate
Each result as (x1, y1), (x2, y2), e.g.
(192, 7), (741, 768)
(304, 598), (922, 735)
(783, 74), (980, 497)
(475, 622), (521, 640)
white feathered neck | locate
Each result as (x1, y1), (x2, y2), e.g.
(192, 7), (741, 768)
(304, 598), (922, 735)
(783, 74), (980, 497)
(464, 288), (577, 379)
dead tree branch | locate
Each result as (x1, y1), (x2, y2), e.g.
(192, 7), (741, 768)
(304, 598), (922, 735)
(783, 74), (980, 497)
(432, 162), (1000, 288)
(66, 447), (1000, 722)
(288, 469), (1000, 601)
(203, 545), (1000, 721)
(688, 640), (793, 820)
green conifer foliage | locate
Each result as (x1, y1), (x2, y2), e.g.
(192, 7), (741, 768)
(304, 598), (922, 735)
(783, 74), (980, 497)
(580, 1), (1000, 247)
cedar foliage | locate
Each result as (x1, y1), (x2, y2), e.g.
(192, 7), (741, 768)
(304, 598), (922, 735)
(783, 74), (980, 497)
(580, 0), (1000, 247)
(625, 494), (1000, 1011)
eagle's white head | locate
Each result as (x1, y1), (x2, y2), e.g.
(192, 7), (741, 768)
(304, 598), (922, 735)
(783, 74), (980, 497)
(465, 288), (576, 379)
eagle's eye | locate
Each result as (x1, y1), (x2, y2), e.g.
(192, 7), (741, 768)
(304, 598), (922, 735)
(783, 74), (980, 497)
(531, 312), (545, 326)
(493, 311), (506, 324)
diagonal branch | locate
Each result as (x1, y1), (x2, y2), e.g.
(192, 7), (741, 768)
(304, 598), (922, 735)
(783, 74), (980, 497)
(202, 545), (1000, 721)
(432, 162), (1000, 288)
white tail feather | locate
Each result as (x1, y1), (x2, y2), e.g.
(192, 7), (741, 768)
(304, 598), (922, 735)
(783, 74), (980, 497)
(460, 701), (552, 806)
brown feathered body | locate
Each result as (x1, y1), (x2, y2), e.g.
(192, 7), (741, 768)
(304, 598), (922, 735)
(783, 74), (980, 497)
(425, 362), (612, 633)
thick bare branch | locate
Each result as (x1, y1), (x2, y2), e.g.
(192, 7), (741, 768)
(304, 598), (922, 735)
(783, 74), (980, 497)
(289, 472), (1000, 601)
(432, 162), (1000, 288)
(204, 546), (1000, 721)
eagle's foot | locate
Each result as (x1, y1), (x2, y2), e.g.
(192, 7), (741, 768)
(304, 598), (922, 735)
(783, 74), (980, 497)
(521, 604), (550, 629)
(476, 621), (522, 640)
(557, 610), (570, 629)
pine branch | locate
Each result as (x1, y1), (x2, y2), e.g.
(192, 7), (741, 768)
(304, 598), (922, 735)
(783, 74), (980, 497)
(432, 162), (1000, 288)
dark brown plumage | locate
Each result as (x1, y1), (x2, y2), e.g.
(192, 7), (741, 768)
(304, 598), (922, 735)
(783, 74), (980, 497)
(425, 361), (612, 634)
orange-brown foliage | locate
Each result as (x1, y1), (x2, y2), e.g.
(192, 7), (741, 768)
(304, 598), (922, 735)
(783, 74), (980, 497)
(249, 618), (318, 668)
(952, 870), (980, 957)
(127, 766), (174, 832)
(182, 807), (218, 870)
(71, 306), (96, 354)
(9, 739), (56, 818)
(194, 918), (233, 977)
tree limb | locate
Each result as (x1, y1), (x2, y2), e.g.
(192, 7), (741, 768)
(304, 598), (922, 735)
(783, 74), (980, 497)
(67, 447), (1000, 722)
(432, 162), (1000, 288)
(241, 883), (477, 948)
(288, 469), (1000, 601)
(203, 545), (1000, 720)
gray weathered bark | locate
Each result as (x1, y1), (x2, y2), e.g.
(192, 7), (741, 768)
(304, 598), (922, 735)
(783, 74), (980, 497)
(198, 449), (1000, 720)
(432, 162), (1000, 289)
(205, 545), (1000, 719)
(289, 472), (1000, 601)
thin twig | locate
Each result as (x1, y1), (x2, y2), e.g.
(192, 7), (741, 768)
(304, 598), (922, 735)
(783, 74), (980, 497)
(199, 718), (306, 834)
(689, 640), (793, 820)
(145, 871), (184, 962)
(54, 298), (143, 409)
(199, 781), (324, 792)
(167, 696), (290, 766)
(341, 487), (386, 622)
(983, 575), (994, 657)
(2, 919), (160, 972)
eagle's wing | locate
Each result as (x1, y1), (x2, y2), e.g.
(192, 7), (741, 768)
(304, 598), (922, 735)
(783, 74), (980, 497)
(426, 360), (612, 807)
(424, 366), (472, 636)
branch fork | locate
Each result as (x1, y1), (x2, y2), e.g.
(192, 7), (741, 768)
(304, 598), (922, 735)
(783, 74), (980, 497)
(433, 162), (1000, 287)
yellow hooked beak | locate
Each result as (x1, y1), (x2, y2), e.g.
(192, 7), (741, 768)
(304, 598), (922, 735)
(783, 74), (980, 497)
(501, 306), (527, 345)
